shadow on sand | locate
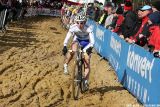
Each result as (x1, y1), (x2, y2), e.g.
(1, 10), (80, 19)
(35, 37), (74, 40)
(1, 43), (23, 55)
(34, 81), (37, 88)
(89, 86), (124, 96)
(0, 16), (59, 54)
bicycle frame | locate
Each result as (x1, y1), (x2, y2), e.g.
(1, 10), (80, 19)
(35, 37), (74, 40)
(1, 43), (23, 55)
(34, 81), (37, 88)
(71, 44), (86, 100)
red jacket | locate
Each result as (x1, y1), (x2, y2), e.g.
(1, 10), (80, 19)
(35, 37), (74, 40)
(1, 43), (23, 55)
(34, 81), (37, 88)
(130, 16), (149, 42)
(148, 25), (160, 51)
(113, 15), (124, 33)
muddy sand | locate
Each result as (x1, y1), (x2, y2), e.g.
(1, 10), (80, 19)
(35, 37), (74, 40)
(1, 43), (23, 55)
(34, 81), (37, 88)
(0, 16), (142, 107)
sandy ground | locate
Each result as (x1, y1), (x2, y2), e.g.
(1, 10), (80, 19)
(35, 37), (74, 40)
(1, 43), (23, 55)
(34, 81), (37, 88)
(0, 16), (142, 107)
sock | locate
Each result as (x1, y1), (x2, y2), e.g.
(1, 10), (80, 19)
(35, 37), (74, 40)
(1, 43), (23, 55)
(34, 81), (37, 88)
(64, 63), (67, 67)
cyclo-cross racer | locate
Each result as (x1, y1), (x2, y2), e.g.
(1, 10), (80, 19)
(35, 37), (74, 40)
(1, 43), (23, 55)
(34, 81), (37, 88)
(62, 13), (95, 90)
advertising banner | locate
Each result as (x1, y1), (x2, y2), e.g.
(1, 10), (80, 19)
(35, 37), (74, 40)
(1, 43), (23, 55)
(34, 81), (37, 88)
(67, 0), (94, 3)
(25, 8), (61, 17)
(87, 19), (160, 105)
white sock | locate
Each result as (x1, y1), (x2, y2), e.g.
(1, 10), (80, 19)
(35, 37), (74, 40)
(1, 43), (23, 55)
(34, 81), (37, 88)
(64, 63), (67, 67)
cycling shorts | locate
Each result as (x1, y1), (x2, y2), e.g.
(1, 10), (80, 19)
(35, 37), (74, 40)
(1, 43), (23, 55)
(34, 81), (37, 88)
(77, 39), (89, 48)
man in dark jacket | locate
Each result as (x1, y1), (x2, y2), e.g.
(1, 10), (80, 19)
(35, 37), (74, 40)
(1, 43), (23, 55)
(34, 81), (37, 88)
(120, 0), (138, 39)
(0, 0), (7, 12)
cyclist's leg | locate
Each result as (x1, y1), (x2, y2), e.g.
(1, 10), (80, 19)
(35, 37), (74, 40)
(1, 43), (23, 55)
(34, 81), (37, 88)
(64, 52), (73, 65)
(63, 42), (79, 74)
(79, 40), (90, 80)
(64, 42), (78, 64)
(83, 54), (91, 81)
(82, 54), (90, 90)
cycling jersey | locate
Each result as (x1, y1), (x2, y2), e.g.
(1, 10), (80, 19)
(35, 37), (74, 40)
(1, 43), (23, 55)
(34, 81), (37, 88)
(63, 23), (94, 52)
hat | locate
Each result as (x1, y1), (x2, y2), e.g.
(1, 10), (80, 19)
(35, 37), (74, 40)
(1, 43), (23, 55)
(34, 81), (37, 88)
(151, 1), (160, 11)
(116, 6), (123, 14)
(124, 1), (132, 11)
(141, 5), (152, 11)
(135, 6), (143, 11)
(94, 1), (99, 4)
(105, 2), (113, 7)
(148, 12), (160, 24)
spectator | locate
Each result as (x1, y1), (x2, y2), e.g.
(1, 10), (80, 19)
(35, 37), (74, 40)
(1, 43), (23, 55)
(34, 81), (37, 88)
(98, 3), (113, 26)
(127, 5), (152, 46)
(111, 6), (124, 34)
(21, 1), (28, 19)
(61, 4), (65, 19)
(151, 0), (160, 12)
(104, 4), (115, 28)
(98, 8), (108, 26)
(86, 3), (95, 20)
(148, 0), (160, 25)
(94, 4), (100, 22)
(120, 0), (138, 39)
(148, 11), (160, 25)
(147, 20), (160, 56)
(125, 7), (143, 42)
(93, 0), (99, 8)
(112, 0), (117, 7)
(0, 0), (7, 11)
(98, 2), (104, 18)
(147, 2), (160, 54)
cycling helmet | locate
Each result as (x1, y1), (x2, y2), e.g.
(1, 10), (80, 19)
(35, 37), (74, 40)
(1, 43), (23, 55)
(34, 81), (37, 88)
(75, 13), (87, 22)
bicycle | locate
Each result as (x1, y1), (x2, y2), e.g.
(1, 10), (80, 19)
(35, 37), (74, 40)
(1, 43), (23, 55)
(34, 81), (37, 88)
(70, 44), (88, 100)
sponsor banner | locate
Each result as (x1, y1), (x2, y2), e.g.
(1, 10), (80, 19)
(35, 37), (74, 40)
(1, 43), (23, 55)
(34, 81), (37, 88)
(25, 8), (38, 16)
(67, 0), (94, 3)
(25, 8), (61, 17)
(87, 19), (160, 105)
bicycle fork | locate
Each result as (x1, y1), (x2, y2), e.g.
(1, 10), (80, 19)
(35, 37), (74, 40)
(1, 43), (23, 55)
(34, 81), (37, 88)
(75, 59), (83, 83)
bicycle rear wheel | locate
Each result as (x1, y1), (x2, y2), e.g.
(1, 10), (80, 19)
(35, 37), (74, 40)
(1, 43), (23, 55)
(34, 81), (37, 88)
(72, 60), (81, 100)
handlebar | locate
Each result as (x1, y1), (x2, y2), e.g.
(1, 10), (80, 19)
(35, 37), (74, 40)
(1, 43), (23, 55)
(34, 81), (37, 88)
(68, 49), (88, 56)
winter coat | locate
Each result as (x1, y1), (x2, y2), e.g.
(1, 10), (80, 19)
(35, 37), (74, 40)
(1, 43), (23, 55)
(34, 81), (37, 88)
(121, 10), (138, 38)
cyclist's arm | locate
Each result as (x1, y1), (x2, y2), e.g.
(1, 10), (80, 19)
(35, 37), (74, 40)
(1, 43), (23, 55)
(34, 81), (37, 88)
(63, 24), (76, 46)
(63, 31), (73, 46)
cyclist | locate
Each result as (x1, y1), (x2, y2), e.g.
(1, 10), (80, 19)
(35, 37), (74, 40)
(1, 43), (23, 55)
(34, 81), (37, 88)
(62, 13), (95, 89)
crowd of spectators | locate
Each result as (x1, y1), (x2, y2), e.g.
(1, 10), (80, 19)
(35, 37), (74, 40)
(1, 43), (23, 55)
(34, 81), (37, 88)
(0, 0), (28, 29)
(31, 0), (62, 9)
(0, 0), (63, 30)
(61, 0), (160, 58)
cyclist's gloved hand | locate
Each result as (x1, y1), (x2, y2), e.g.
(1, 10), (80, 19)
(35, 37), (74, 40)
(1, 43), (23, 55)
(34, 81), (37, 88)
(86, 47), (93, 55)
(62, 46), (68, 56)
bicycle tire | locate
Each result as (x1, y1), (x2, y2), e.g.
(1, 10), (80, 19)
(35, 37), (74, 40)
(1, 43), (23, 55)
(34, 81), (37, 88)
(80, 63), (86, 93)
(72, 60), (81, 100)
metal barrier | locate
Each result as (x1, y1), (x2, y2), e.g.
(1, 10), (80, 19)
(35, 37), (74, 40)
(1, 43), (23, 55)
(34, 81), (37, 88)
(0, 9), (7, 32)
(50, 9), (61, 17)
(25, 8), (61, 17)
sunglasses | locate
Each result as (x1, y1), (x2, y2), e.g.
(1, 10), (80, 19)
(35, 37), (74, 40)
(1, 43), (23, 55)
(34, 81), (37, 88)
(77, 22), (85, 25)
(140, 10), (146, 12)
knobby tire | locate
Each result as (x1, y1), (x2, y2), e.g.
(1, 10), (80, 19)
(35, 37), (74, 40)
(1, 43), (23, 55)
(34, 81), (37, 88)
(72, 60), (81, 100)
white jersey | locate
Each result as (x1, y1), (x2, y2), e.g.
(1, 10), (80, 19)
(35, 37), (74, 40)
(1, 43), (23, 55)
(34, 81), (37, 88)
(63, 23), (94, 52)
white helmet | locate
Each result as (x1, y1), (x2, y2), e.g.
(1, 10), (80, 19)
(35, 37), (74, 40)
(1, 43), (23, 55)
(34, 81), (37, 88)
(75, 13), (87, 22)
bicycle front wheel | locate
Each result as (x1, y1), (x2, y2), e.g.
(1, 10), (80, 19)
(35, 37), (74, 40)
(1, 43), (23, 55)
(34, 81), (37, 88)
(72, 60), (81, 100)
